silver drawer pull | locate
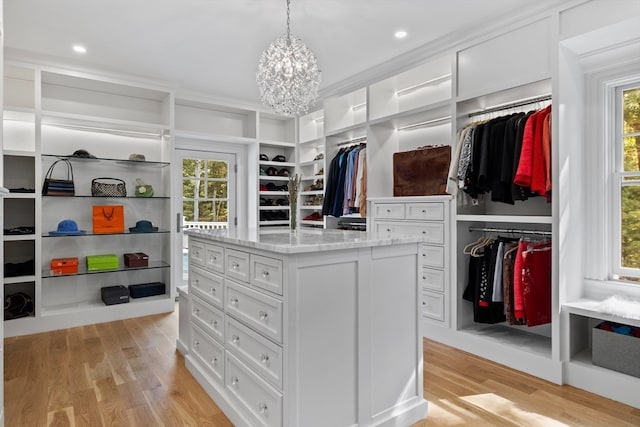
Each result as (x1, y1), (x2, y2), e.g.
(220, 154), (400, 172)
(210, 255), (217, 262)
(259, 403), (268, 414)
(232, 334), (240, 344)
(259, 310), (268, 321)
(230, 297), (239, 306)
(386, 209), (391, 213)
(423, 301), (428, 307)
(386, 228), (391, 232)
(194, 278), (200, 285)
(422, 253), (426, 257)
(211, 357), (218, 366)
(193, 307), (200, 316)
(422, 230), (428, 235)
(193, 339), (200, 348)
(209, 286), (216, 295)
(422, 276), (426, 280)
(232, 261), (240, 270)
(260, 353), (270, 364)
(212, 320), (218, 328)
(261, 270), (270, 279)
(422, 209), (427, 213)
(231, 376), (239, 386)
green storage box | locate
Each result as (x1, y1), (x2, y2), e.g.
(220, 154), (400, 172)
(86, 254), (119, 271)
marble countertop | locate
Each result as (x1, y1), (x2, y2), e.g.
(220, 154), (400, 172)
(185, 228), (424, 254)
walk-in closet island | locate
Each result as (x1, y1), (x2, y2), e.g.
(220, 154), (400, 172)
(183, 228), (427, 427)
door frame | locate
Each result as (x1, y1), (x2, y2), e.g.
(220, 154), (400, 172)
(173, 137), (249, 288)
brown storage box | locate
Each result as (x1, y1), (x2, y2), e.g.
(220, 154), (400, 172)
(124, 252), (149, 268)
(393, 145), (451, 196)
(50, 257), (79, 275)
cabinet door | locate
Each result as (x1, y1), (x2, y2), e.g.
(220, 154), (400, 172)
(225, 280), (283, 344)
(372, 203), (405, 219)
(191, 324), (225, 384)
(421, 267), (445, 293)
(226, 249), (250, 283)
(205, 244), (225, 274)
(250, 254), (283, 296)
(422, 291), (445, 322)
(190, 266), (224, 309)
(226, 352), (283, 427)
(190, 239), (206, 267)
(406, 202), (444, 221)
(226, 316), (283, 390)
(191, 295), (225, 344)
(376, 221), (444, 245)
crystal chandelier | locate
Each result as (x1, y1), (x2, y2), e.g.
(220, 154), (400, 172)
(256, 0), (321, 116)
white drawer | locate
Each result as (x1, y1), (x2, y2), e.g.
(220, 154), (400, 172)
(191, 323), (225, 384)
(373, 203), (405, 219)
(191, 295), (225, 344)
(376, 222), (444, 245)
(226, 249), (250, 283)
(422, 290), (445, 322)
(226, 351), (283, 427)
(406, 202), (444, 221)
(251, 254), (283, 296)
(225, 280), (283, 344)
(226, 317), (283, 390)
(205, 243), (225, 274)
(421, 245), (445, 268)
(421, 267), (445, 293)
(189, 239), (206, 267)
(190, 265), (224, 309)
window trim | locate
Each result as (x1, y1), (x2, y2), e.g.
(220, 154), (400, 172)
(609, 80), (640, 281)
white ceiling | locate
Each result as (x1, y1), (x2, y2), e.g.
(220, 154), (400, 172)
(4, 0), (568, 107)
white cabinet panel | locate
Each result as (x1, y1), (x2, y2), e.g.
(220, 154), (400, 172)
(457, 19), (551, 98)
(422, 267), (445, 293)
(406, 202), (444, 221)
(373, 203), (405, 219)
(189, 239), (206, 267)
(422, 291), (445, 322)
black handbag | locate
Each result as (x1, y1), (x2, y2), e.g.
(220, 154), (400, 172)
(42, 159), (75, 196)
(91, 178), (127, 197)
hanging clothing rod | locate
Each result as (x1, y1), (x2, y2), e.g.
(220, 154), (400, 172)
(467, 94), (552, 118)
(469, 226), (552, 236)
(337, 136), (367, 147)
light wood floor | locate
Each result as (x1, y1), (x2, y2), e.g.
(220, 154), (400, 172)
(5, 307), (640, 427)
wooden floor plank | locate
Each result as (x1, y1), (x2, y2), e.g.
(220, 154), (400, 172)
(5, 305), (640, 426)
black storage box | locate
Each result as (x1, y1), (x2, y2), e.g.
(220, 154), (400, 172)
(129, 282), (166, 299)
(101, 285), (130, 305)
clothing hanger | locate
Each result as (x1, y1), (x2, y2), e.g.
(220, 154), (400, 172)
(463, 235), (487, 255)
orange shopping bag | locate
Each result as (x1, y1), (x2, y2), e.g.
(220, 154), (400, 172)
(93, 205), (125, 234)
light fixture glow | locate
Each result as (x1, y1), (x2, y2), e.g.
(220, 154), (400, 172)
(256, 0), (321, 116)
(394, 30), (408, 39)
(72, 45), (87, 54)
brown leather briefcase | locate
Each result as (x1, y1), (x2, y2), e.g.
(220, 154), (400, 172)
(393, 145), (451, 196)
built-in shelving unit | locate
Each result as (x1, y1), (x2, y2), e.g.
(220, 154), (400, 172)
(2, 63), (176, 337)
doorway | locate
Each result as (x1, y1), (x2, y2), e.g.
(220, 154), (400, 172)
(174, 150), (237, 286)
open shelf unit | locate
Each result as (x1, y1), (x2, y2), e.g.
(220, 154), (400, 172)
(2, 63), (176, 337)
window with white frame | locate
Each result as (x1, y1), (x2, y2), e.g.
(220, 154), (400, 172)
(612, 83), (640, 282)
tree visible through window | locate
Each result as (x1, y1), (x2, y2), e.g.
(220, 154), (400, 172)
(182, 159), (229, 223)
(620, 86), (640, 278)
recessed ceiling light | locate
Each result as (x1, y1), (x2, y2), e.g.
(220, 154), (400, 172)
(394, 30), (408, 39)
(72, 45), (87, 54)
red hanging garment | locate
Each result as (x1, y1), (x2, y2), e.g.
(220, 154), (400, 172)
(521, 241), (552, 327)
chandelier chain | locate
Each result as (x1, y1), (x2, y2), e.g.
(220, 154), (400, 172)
(286, 0), (291, 42)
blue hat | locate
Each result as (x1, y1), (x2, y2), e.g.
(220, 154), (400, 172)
(49, 219), (86, 235)
(129, 220), (158, 233)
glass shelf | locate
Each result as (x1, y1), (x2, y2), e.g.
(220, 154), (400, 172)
(42, 260), (170, 279)
(42, 195), (170, 199)
(42, 153), (170, 167)
(42, 230), (170, 238)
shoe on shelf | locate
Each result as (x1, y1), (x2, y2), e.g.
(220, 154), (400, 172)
(278, 168), (290, 176)
(315, 168), (324, 176)
(313, 153), (324, 160)
(266, 167), (278, 176)
(303, 212), (322, 221)
(272, 154), (287, 162)
(260, 154), (269, 161)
